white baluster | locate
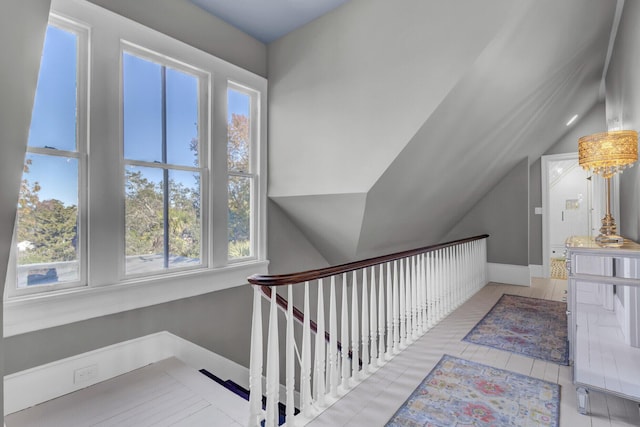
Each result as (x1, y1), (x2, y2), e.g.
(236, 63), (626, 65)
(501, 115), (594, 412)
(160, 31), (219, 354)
(406, 257), (414, 343)
(418, 254), (426, 334)
(426, 252), (433, 329)
(378, 264), (386, 363)
(369, 266), (378, 368)
(386, 262), (393, 358)
(249, 287), (263, 427)
(351, 271), (360, 380)
(472, 241), (476, 290)
(392, 260), (400, 353)
(265, 289), (279, 427)
(435, 249), (444, 323)
(453, 246), (459, 308)
(340, 273), (350, 389)
(467, 242), (475, 296)
(458, 245), (464, 304)
(451, 246), (457, 308)
(286, 286), (295, 423)
(422, 254), (428, 331)
(361, 268), (369, 371)
(314, 279), (326, 406)
(462, 243), (468, 299)
(411, 255), (419, 339)
(406, 256), (412, 341)
(483, 239), (488, 285)
(300, 282), (312, 417)
(399, 258), (406, 348)
(329, 276), (339, 398)
(447, 247), (452, 313)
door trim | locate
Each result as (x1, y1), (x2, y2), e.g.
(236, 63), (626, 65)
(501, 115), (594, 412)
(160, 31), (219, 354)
(542, 152), (617, 279)
(542, 153), (579, 278)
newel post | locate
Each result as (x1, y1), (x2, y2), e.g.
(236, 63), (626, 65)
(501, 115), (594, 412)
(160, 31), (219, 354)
(248, 286), (263, 427)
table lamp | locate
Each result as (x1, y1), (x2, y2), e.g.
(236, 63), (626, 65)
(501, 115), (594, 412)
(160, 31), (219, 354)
(578, 130), (638, 246)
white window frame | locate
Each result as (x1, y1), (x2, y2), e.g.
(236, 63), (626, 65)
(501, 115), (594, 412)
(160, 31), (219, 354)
(4, 0), (268, 337)
(227, 82), (261, 263)
(6, 14), (89, 298)
(120, 41), (210, 279)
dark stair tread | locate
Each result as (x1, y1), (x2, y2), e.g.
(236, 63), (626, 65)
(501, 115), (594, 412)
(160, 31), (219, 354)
(199, 368), (298, 426)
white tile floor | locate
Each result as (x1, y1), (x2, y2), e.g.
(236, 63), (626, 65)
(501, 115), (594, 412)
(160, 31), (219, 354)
(307, 279), (640, 427)
(6, 279), (640, 427)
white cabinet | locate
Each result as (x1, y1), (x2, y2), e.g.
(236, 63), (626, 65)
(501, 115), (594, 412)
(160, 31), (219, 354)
(566, 236), (640, 415)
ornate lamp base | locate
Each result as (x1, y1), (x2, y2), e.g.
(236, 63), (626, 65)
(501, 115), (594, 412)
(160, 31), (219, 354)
(595, 213), (624, 247)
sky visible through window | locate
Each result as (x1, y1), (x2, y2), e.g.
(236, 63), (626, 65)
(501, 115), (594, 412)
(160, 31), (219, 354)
(25, 25), (249, 207)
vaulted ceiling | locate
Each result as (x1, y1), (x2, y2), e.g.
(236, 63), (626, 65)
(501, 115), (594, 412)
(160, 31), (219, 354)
(266, 0), (617, 263)
(192, 0), (619, 264)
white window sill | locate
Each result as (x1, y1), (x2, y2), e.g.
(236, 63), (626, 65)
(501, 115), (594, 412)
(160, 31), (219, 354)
(3, 260), (268, 337)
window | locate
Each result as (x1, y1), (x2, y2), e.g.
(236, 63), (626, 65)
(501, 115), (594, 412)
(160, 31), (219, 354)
(228, 85), (258, 260)
(122, 48), (206, 276)
(5, 0), (267, 336)
(14, 16), (87, 294)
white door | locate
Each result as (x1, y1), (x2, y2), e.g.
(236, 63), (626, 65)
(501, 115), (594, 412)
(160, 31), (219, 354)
(548, 159), (591, 257)
(542, 153), (597, 278)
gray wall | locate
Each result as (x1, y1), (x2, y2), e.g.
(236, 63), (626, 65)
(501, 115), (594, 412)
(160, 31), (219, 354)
(444, 158), (529, 266)
(267, 200), (329, 275)
(87, 0), (267, 77)
(4, 286), (253, 375)
(528, 102), (606, 265)
(0, 0), (52, 415)
(606, 0), (640, 242)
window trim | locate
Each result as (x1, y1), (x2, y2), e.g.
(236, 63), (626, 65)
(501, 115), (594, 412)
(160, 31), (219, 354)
(227, 82), (260, 263)
(6, 14), (90, 298)
(120, 42), (211, 280)
(4, 0), (268, 336)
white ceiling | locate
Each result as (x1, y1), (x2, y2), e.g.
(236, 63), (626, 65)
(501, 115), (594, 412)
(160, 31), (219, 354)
(189, 0), (350, 43)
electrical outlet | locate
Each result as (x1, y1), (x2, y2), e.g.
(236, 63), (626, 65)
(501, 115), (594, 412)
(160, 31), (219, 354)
(74, 364), (98, 384)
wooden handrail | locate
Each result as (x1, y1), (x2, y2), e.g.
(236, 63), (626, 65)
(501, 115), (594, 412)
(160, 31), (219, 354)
(248, 234), (489, 286)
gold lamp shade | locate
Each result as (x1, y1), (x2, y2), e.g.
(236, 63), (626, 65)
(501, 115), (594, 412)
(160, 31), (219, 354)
(578, 130), (638, 178)
(577, 129), (638, 246)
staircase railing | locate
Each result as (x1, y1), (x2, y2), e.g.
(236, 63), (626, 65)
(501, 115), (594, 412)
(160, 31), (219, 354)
(247, 234), (489, 427)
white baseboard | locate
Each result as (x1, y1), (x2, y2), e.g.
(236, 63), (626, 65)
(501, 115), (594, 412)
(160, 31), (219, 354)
(529, 264), (543, 278)
(4, 331), (252, 415)
(487, 263), (530, 286)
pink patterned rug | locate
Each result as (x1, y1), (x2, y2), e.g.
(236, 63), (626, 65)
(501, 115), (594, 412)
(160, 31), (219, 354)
(386, 355), (560, 426)
(463, 294), (569, 365)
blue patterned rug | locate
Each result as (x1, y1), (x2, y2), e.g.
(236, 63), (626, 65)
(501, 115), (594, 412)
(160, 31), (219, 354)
(386, 355), (560, 427)
(463, 294), (569, 365)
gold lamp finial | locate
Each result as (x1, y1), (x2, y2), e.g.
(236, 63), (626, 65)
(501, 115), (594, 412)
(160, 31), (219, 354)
(578, 129), (638, 246)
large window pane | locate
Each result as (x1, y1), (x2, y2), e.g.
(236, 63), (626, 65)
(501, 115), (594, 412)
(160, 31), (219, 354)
(227, 89), (250, 172)
(167, 68), (199, 167)
(125, 166), (202, 274)
(28, 25), (77, 152)
(125, 165), (164, 274)
(16, 154), (79, 287)
(168, 170), (201, 267)
(228, 175), (252, 259)
(123, 53), (162, 162)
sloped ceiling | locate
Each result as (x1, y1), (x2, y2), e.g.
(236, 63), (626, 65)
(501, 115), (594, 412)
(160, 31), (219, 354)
(267, 0), (616, 264)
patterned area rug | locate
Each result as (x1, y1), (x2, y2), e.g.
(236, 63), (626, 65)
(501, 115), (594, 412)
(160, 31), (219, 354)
(463, 294), (569, 365)
(386, 355), (560, 427)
